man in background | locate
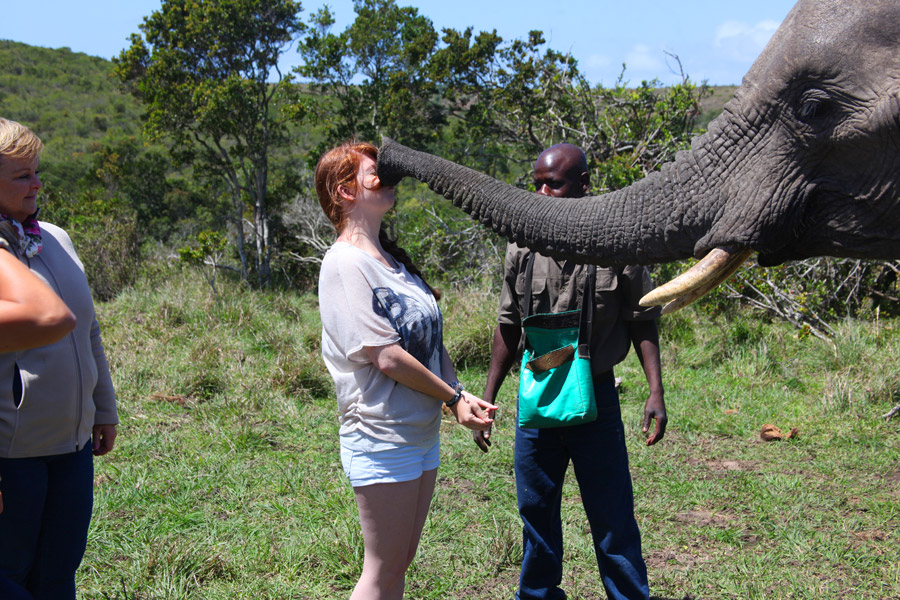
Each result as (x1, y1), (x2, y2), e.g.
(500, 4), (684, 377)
(474, 143), (667, 600)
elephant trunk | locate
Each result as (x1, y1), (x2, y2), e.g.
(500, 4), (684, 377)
(378, 137), (718, 267)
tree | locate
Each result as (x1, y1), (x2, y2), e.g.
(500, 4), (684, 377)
(115, 0), (307, 286)
(456, 32), (709, 190)
(295, 0), (507, 283)
(297, 5), (711, 290)
(297, 0), (501, 157)
(39, 184), (140, 302)
(78, 137), (175, 238)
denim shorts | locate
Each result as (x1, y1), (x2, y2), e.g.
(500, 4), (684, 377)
(340, 435), (440, 488)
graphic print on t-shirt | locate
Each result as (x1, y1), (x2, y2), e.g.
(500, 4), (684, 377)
(372, 287), (441, 368)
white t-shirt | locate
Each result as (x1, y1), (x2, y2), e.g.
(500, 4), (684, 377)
(318, 242), (444, 448)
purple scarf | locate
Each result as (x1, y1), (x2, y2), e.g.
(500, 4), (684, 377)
(0, 211), (42, 258)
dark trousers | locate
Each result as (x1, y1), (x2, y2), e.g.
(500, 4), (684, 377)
(0, 444), (94, 600)
(515, 376), (649, 600)
(0, 575), (32, 600)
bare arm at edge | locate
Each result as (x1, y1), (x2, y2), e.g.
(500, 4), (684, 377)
(628, 319), (667, 446)
(0, 249), (76, 352)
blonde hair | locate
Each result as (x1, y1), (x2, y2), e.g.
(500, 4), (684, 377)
(0, 118), (43, 164)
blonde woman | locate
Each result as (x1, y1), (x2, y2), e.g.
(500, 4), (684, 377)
(0, 209), (75, 600)
(0, 118), (117, 599)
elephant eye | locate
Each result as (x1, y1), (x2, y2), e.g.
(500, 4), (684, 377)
(797, 89), (832, 123)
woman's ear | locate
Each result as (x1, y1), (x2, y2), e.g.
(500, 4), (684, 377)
(337, 184), (355, 202)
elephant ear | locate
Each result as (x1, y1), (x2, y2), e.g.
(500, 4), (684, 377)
(376, 137), (408, 187)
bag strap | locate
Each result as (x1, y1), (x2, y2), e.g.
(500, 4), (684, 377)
(578, 264), (595, 360)
(522, 253), (595, 359)
(523, 252), (536, 319)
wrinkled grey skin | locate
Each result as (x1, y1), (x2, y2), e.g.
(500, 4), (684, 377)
(377, 0), (900, 268)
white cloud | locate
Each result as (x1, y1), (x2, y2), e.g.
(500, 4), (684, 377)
(583, 44), (689, 86)
(714, 19), (781, 62)
(585, 53), (613, 70)
(625, 44), (665, 72)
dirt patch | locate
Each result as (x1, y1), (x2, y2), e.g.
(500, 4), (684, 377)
(438, 476), (476, 492)
(851, 529), (889, 542)
(93, 473), (113, 486)
(645, 542), (725, 571)
(685, 457), (757, 473)
(436, 476), (493, 504)
(840, 495), (864, 508)
(707, 459), (754, 471)
(151, 392), (192, 405)
(673, 509), (736, 528)
(444, 570), (518, 599)
(883, 470), (900, 498)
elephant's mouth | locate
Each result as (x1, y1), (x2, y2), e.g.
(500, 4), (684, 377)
(642, 180), (822, 312)
(639, 246), (754, 313)
(640, 209), (810, 312)
(756, 249), (794, 267)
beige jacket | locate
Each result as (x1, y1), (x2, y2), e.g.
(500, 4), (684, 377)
(0, 222), (117, 458)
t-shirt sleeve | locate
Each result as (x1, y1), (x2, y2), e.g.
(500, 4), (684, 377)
(320, 251), (401, 357)
(619, 265), (662, 321)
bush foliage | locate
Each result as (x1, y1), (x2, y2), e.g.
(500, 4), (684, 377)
(3, 3), (898, 325)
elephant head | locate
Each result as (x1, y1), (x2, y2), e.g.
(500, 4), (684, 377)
(377, 0), (900, 311)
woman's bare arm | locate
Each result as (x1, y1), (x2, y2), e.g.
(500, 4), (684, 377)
(365, 342), (495, 431)
(0, 249), (76, 352)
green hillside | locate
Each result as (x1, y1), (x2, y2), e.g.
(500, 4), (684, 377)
(0, 40), (143, 189)
(0, 40), (741, 192)
(697, 84), (739, 130)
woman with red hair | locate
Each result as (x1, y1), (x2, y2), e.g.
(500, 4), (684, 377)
(316, 141), (495, 599)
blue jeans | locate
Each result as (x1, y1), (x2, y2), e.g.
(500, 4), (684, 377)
(515, 375), (648, 600)
(0, 444), (94, 600)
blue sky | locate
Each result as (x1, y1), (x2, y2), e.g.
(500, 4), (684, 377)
(3, 0), (797, 86)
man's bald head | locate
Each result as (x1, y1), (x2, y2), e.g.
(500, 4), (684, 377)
(533, 143), (590, 199)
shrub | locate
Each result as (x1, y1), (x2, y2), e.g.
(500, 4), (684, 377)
(653, 256), (900, 340)
(441, 285), (500, 370)
(40, 185), (141, 301)
(391, 183), (505, 289)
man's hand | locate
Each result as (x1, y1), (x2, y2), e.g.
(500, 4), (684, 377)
(92, 424), (117, 456)
(472, 420), (493, 452)
(642, 392), (667, 446)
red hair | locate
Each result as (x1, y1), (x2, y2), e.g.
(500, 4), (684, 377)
(313, 140), (441, 300)
(314, 140), (378, 233)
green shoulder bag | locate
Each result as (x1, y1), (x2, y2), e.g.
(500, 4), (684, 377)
(517, 256), (597, 428)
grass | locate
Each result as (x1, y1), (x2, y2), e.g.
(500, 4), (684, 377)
(78, 267), (900, 599)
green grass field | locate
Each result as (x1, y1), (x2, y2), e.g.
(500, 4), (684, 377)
(79, 269), (900, 599)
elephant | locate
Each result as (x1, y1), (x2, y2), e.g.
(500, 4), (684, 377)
(376, 0), (900, 312)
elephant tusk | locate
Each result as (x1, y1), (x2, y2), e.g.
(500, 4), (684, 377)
(640, 247), (753, 312)
(657, 253), (749, 315)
